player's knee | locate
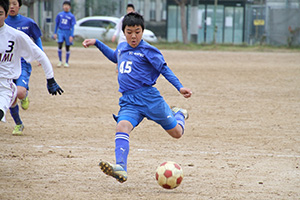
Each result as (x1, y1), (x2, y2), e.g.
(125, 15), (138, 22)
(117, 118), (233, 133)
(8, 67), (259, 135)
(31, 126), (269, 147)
(172, 132), (182, 139)
(167, 126), (183, 139)
(17, 88), (27, 99)
(0, 109), (4, 121)
(58, 43), (63, 49)
(116, 120), (133, 133)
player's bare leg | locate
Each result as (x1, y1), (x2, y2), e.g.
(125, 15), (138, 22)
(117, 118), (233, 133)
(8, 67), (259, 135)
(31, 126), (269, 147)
(166, 107), (189, 139)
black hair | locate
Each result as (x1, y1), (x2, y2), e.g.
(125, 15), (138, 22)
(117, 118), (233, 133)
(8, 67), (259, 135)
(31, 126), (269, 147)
(17, 0), (22, 7)
(63, 1), (71, 6)
(127, 3), (135, 10)
(0, 0), (9, 14)
(122, 12), (144, 32)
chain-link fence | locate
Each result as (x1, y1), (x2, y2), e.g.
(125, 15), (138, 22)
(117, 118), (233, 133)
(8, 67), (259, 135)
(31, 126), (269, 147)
(246, 3), (300, 46)
(267, 7), (300, 46)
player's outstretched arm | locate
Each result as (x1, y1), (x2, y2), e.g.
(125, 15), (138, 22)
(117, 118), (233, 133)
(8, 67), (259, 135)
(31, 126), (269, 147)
(83, 39), (117, 63)
(180, 87), (192, 98)
(82, 39), (96, 48)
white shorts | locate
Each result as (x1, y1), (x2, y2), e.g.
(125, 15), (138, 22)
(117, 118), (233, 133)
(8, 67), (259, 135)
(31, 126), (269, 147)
(0, 78), (17, 122)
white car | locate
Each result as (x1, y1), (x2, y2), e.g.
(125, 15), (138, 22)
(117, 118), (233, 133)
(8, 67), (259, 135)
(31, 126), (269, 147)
(74, 16), (158, 43)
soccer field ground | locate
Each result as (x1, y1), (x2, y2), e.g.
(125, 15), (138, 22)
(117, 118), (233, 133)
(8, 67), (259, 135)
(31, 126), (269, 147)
(1, 47), (299, 199)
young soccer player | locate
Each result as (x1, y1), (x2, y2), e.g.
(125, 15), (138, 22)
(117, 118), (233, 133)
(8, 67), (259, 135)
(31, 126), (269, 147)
(82, 12), (192, 183)
(0, 0), (63, 127)
(53, 1), (76, 68)
(5, 0), (44, 134)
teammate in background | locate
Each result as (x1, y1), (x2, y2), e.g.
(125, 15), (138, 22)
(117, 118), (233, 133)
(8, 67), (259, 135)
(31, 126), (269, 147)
(111, 3), (135, 44)
(82, 12), (192, 183)
(53, 1), (76, 68)
(5, 0), (44, 135)
(0, 0), (63, 132)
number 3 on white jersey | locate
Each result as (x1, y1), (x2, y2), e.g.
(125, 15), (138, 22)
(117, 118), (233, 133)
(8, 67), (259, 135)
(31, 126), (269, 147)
(119, 61), (132, 74)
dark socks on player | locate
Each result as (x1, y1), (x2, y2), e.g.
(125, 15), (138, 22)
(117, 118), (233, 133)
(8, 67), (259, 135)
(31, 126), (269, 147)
(174, 112), (185, 135)
(115, 132), (129, 172)
(10, 104), (22, 125)
(0, 109), (4, 121)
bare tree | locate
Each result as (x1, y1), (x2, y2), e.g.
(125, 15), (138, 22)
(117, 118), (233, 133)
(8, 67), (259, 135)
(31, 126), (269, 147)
(174, 0), (189, 44)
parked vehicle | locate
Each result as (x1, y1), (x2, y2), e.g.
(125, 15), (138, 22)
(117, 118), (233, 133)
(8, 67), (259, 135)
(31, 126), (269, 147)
(74, 16), (158, 43)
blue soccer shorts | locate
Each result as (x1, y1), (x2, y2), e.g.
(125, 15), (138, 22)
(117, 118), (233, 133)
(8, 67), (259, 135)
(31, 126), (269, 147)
(15, 61), (32, 90)
(115, 86), (178, 130)
(57, 29), (73, 46)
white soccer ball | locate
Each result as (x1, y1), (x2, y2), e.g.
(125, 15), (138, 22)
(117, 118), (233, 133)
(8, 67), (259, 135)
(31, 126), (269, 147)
(155, 161), (183, 189)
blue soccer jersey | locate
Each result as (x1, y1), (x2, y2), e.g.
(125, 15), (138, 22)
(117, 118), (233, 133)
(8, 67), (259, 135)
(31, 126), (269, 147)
(55, 11), (76, 32)
(5, 14), (42, 41)
(95, 40), (183, 93)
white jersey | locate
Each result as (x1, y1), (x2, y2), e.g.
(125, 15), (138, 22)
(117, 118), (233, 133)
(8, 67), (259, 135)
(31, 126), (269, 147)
(113, 16), (127, 44)
(0, 23), (54, 79)
(0, 23), (54, 122)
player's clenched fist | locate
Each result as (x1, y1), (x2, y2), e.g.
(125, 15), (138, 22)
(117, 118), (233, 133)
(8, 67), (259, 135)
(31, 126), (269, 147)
(82, 39), (96, 48)
(180, 88), (192, 98)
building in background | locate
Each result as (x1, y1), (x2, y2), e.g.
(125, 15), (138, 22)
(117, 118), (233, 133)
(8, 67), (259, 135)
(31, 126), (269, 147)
(167, 0), (300, 45)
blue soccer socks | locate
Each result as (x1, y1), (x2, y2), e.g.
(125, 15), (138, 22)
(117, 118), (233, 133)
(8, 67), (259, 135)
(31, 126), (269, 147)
(171, 107), (189, 135)
(66, 51), (70, 64)
(58, 49), (62, 61)
(9, 104), (22, 125)
(175, 112), (185, 135)
(115, 132), (129, 172)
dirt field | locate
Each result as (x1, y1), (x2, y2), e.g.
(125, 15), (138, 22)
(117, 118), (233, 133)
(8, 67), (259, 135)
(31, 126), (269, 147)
(1, 46), (299, 200)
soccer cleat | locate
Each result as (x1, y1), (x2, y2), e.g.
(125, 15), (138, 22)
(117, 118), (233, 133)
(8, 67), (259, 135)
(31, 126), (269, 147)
(64, 63), (69, 68)
(12, 124), (24, 136)
(171, 106), (189, 120)
(20, 96), (29, 110)
(99, 161), (128, 183)
(57, 61), (62, 67)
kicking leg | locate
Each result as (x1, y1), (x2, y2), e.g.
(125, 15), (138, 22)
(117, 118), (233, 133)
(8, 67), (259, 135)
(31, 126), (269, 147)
(166, 107), (189, 139)
(99, 120), (133, 183)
